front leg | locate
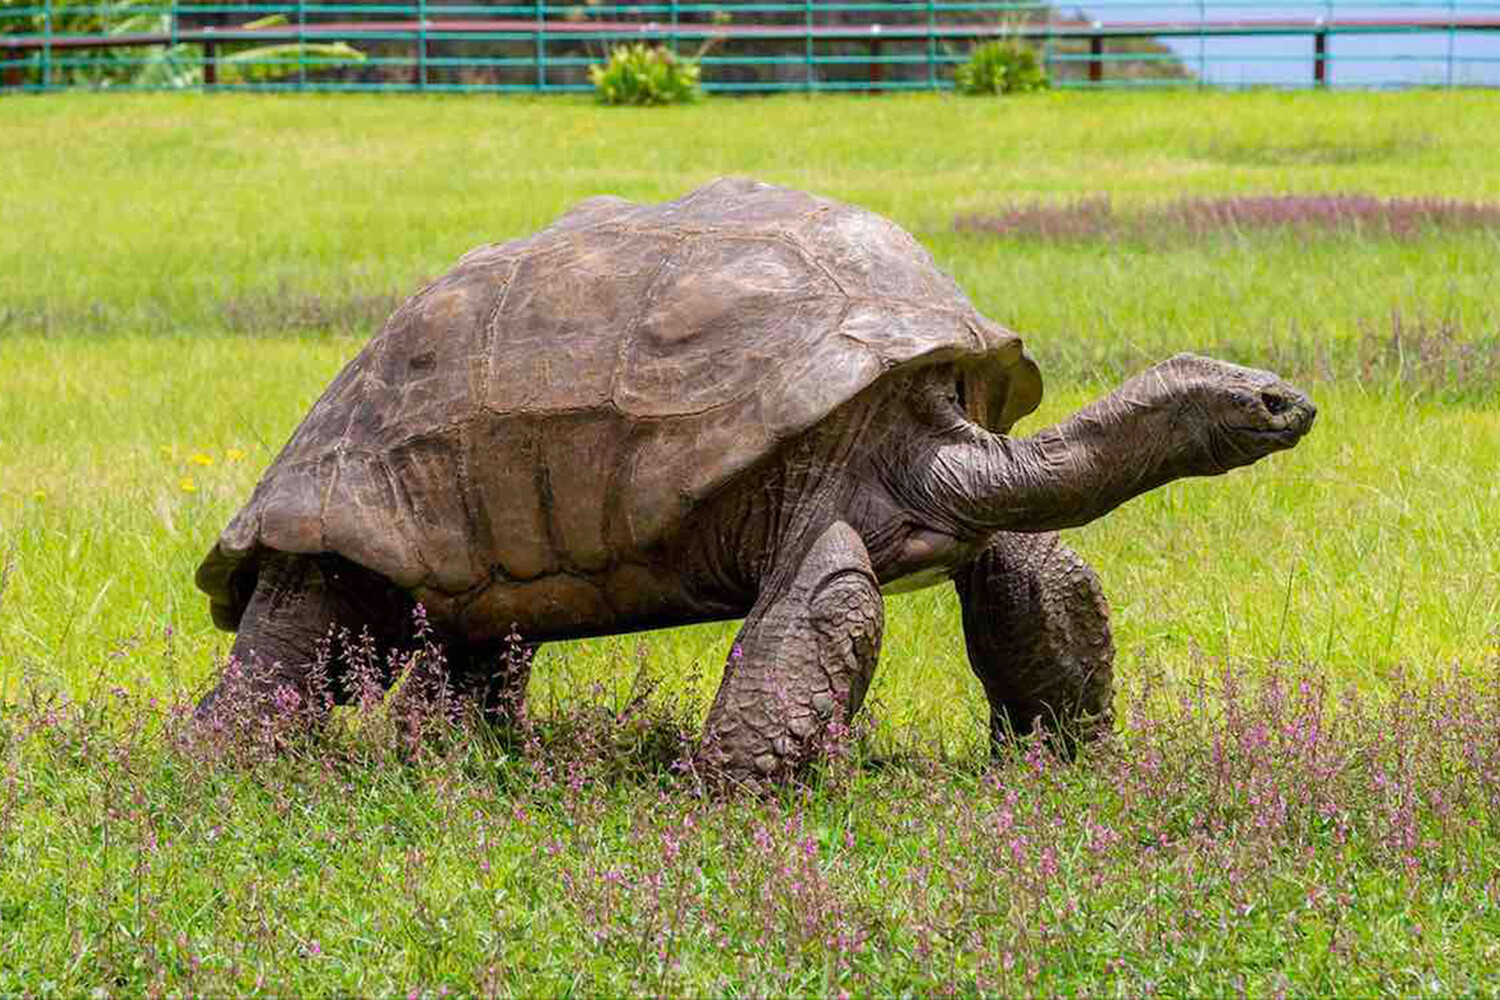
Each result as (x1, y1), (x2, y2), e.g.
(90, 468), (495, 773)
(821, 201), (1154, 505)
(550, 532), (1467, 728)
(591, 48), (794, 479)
(697, 522), (884, 789)
(953, 532), (1114, 756)
(194, 552), (416, 725)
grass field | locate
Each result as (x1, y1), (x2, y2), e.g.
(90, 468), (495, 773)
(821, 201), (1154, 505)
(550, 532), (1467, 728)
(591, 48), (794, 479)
(1, 90), (1498, 993)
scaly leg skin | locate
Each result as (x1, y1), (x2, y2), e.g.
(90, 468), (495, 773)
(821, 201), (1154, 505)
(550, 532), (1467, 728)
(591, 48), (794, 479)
(953, 531), (1115, 757)
(697, 521), (884, 791)
(194, 552), (415, 727)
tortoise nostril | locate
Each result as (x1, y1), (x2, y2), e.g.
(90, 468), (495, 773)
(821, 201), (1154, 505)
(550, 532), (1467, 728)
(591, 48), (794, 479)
(1261, 391), (1291, 416)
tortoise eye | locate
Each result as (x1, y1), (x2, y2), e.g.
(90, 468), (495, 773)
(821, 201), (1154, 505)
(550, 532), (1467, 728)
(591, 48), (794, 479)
(1261, 391), (1291, 416)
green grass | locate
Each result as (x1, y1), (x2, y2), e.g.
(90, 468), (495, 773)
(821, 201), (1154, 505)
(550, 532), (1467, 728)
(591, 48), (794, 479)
(1, 90), (1498, 993)
(3, 91), (1498, 361)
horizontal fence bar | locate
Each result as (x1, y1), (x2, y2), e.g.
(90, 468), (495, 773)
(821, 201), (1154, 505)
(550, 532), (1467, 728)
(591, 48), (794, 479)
(4, 0), (1499, 94)
(10, 18), (1500, 48)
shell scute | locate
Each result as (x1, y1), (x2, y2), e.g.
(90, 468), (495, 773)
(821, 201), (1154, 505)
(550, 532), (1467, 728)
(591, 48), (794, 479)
(538, 411), (626, 575)
(384, 430), (480, 593)
(617, 235), (845, 418)
(461, 416), (553, 581)
(484, 234), (674, 415)
(322, 452), (422, 588)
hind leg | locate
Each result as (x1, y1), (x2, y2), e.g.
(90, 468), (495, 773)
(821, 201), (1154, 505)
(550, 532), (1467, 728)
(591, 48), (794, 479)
(194, 552), (415, 724)
(953, 532), (1115, 756)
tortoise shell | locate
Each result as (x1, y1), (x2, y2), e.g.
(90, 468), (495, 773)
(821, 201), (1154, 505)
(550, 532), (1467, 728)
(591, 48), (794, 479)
(198, 178), (1042, 628)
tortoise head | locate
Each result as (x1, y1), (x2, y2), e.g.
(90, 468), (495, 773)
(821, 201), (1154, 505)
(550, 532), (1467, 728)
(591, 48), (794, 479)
(1141, 353), (1317, 474)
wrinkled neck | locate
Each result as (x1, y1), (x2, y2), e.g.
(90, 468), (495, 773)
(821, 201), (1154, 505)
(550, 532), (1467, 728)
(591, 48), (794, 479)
(938, 385), (1190, 535)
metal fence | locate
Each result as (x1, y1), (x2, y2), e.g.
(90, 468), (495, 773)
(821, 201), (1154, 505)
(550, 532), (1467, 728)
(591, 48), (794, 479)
(4, 1), (1499, 93)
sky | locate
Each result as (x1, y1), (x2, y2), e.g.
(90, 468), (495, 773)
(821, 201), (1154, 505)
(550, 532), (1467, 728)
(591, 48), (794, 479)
(1075, 2), (1500, 86)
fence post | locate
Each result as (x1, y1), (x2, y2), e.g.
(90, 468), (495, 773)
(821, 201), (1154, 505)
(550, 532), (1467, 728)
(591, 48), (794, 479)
(297, 0), (307, 91)
(1313, 24), (1327, 86)
(535, 0), (546, 90)
(42, 0), (52, 90)
(804, 0), (814, 92)
(1040, 1), (1053, 84)
(417, 0), (428, 90)
(926, 0), (936, 90)
(2, 46), (19, 89)
(670, 0), (679, 55)
(1197, 0), (1206, 88)
(1088, 30), (1102, 84)
(1446, 0), (1456, 86)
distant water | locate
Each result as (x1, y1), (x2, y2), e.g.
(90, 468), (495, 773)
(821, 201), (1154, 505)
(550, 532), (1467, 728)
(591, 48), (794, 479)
(1076, 2), (1500, 86)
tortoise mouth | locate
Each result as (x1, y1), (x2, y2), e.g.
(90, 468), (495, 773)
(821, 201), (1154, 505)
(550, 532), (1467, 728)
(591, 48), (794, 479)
(1230, 394), (1317, 444)
(1228, 417), (1313, 447)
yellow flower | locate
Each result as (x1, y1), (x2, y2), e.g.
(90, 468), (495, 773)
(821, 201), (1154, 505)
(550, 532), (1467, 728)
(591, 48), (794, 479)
(226, 447), (246, 463)
(179, 477), (197, 494)
(190, 453), (214, 467)
(32, 489), (46, 502)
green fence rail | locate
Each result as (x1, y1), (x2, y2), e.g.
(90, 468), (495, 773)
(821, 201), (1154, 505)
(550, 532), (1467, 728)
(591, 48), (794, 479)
(4, 1), (1500, 93)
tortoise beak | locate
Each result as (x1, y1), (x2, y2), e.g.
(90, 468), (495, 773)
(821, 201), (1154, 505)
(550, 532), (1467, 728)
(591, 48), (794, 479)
(1283, 390), (1316, 440)
(1259, 385), (1316, 441)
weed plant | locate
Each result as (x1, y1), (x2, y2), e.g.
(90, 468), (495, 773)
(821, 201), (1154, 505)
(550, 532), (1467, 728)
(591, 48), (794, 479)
(956, 193), (1500, 244)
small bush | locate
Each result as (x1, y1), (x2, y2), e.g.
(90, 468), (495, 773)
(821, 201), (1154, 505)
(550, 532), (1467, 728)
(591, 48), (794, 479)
(956, 40), (1049, 95)
(589, 44), (702, 106)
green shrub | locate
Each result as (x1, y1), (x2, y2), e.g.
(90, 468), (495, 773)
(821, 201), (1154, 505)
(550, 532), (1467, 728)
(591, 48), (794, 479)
(956, 40), (1049, 95)
(589, 43), (702, 106)
(0, 2), (364, 89)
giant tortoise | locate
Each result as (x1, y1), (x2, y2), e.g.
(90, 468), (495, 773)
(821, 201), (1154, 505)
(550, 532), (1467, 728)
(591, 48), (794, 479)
(195, 177), (1316, 781)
